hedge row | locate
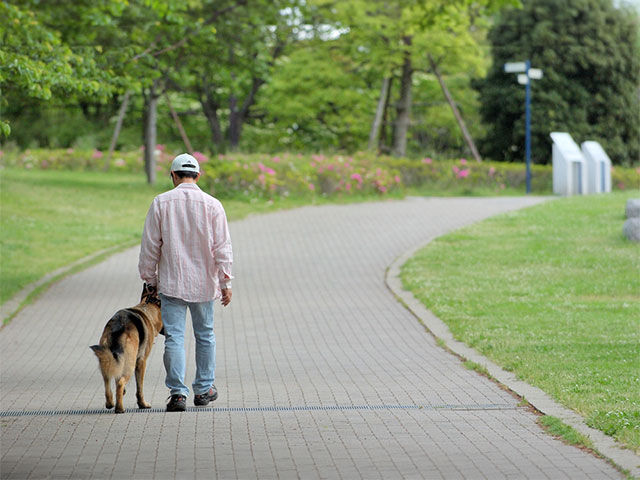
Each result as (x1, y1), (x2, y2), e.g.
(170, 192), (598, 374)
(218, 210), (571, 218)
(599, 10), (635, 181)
(2, 148), (638, 199)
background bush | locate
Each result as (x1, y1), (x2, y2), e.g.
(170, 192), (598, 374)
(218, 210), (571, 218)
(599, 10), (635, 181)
(1, 148), (638, 199)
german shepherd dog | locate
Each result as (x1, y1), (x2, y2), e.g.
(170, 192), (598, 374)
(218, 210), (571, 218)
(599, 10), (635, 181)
(90, 283), (163, 413)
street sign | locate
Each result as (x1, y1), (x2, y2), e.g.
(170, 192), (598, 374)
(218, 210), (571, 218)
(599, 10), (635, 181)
(517, 74), (529, 85)
(504, 62), (527, 73)
(528, 68), (543, 79)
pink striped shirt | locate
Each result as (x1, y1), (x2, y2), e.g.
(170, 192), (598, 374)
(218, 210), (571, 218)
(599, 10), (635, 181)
(138, 183), (233, 303)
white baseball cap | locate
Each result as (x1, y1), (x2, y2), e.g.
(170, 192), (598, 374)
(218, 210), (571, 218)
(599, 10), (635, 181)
(170, 153), (200, 173)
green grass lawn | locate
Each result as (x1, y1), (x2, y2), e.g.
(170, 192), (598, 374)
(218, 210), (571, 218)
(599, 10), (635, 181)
(1, 169), (161, 304)
(0, 168), (318, 305)
(401, 191), (640, 452)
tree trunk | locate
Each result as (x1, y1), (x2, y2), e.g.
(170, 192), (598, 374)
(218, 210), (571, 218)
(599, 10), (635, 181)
(143, 80), (160, 185)
(199, 82), (224, 147)
(228, 92), (241, 150)
(165, 92), (193, 154)
(392, 36), (413, 157)
(202, 100), (224, 147)
(368, 77), (391, 151)
(227, 46), (241, 151)
(104, 90), (131, 171)
(227, 75), (265, 151)
(428, 54), (482, 162)
(379, 77), (393, 153)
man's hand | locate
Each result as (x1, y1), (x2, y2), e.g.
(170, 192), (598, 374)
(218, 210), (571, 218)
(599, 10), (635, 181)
(221, 288), (232, 306)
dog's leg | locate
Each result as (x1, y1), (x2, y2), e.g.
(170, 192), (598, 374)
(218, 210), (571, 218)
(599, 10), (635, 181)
(135, 357), (151, 409)
(103, 375), (114, 409)
(115, 376), (129, 413)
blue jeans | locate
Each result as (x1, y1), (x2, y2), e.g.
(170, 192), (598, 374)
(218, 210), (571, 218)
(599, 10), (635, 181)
(159, 294), (216, 397)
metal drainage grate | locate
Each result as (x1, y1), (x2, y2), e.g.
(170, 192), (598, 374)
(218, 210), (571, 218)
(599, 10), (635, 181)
(0, 403), (519, 418)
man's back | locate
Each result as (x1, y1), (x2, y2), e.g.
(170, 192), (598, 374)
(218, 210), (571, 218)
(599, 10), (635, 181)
(139, 183), (232, 303)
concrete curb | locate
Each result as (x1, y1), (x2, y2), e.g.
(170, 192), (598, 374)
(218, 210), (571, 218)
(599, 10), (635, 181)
(385, 242), (640, 479)
(0, 243), (133, 325)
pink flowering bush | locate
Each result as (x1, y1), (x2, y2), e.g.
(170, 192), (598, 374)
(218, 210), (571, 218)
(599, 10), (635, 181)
(203, 152), (547, 199)
(2, 147), (638, 198)
(201, 152), (405, 199)
(203, 154), (307, 199)
(191, 151), (208, 164)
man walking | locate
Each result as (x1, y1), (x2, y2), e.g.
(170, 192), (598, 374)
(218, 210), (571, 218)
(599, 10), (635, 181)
(138, 153), (233, 412)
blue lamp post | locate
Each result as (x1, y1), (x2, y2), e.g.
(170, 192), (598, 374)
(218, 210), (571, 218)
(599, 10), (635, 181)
(504, 60), (543, 194)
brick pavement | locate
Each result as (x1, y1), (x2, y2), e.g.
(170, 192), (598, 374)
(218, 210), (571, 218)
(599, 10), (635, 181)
(0, 197), (624, 479)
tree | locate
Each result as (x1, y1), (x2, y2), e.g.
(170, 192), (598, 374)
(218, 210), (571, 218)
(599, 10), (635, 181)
(169, 0), (302, 152)
(254, 38), (378, 151)
(310, 0), (516, 157)
(0, 1), (122, 137)
(475, 0), (640, 165)
(1, 0), (210, 182)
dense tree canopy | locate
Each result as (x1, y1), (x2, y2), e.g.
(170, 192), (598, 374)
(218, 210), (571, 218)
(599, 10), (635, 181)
(0, 1), (120, 136)
(475, 0), (640, 165)
(2, 0), (638, 167)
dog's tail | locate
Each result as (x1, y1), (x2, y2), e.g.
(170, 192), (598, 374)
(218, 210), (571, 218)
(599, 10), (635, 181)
(90, 344), (113, 376)
(90, 344), (117, 364)
(90, 314), (127, 363)
(90, 345), (107, 355)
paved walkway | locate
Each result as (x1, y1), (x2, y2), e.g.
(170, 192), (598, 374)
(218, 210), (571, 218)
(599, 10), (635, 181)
(0, 197), (624, 479)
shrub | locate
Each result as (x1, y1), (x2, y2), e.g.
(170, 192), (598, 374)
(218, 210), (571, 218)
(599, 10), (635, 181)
(0, 147), (145, 172)
(200, 152), (408, 200)
(1, 147), (637, 200)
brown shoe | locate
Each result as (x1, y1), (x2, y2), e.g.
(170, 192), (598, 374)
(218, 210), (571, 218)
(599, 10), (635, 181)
(194, 386), (218, 406)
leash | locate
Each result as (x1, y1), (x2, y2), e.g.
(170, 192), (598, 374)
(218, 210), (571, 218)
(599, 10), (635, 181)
(142, 283), (161, 308)
(145, 295), (161, 307)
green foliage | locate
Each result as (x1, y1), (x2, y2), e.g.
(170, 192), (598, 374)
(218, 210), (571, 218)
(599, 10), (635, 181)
(3, 148), (638, 199)
(201, 152), (406, 199)
(0, 0), (198, 147)
(174, 0), (304, 150)
(411, 72), (487, 156)
(0, 120), (10, 138)
(0, 1), (120, 102)
(253, 42), (377, 151)
(1, 0), (520, 157)
(3, 0), (636, 162)
(0, 147), (145, 171)
(6, 108), (105, 149)
(475, 0), (640, 165)
(300, 0), (512, 155)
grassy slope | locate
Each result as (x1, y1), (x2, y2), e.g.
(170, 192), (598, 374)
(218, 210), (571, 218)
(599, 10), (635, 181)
(401, 191), (640, 451)
(1, 169), (161, 303)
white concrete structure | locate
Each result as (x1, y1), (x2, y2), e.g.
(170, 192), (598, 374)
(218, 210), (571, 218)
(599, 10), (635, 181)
(581, 141), (612, 194)
(550, 132), (587, 196)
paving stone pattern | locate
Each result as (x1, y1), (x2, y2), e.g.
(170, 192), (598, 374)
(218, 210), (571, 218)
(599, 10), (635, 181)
(0, 197), (622, 479)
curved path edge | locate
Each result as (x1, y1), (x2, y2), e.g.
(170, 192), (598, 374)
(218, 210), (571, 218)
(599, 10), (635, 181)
(0, 242), (135, 325)
(385, 241), (640, 478)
